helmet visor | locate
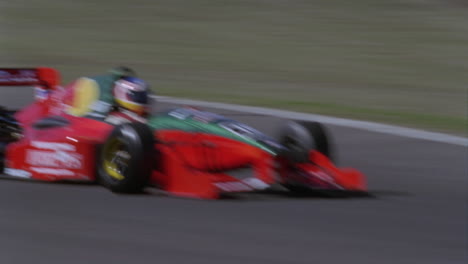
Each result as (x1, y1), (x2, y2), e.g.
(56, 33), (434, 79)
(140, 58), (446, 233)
(127, 90), (148, 104)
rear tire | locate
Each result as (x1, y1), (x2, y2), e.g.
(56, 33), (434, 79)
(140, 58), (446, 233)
(98, 122), (154, 193)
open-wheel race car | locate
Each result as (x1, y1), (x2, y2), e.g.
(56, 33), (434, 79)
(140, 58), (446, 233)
(0, 67), (367, 199)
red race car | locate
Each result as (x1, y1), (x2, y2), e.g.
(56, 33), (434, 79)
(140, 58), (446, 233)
(0, 67), (367, 199)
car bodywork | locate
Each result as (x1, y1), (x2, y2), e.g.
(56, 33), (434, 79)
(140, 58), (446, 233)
(0, 67), (367, 199)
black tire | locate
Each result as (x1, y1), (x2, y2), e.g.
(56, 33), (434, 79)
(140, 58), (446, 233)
(0, 108), (21, 173)
(0, 153), (4, 173)
(278, 121), (333, 163)
(98, 122), (154, 193)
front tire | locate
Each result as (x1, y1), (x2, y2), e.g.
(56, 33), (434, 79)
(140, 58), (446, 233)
(278, 121), (333, 163)
(278, 121), (335, 194)
(98, 122), (154, 193)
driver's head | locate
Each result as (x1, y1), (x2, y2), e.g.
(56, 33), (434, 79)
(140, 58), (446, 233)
(113, 76), (150, 116)
(109, 66), (137, 79)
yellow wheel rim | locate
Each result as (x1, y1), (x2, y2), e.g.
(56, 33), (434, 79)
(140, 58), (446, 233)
(103, 138), (130, 181)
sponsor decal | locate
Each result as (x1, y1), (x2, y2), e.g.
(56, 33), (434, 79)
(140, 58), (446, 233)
(90, 101), (112, 113)
(192, 115), (211, 123)
(30, 141), (76, 151)
(4, 168), (32, 179)
(30, 167), (74, 176)
(293, 168), (343, 189)
(215, 178), (269, 192)
(214, 181), (253, 192)
(168, 108), (192, 120)
(19, 70), (35, 77)
(0, 70), (11, 78)
(104, 115), (131, 125)
(26, 150), (82, 169)
(311, 170), (335, 183)
(34, 86), (50, 101)
(168, 108), (221, 123)
(0, 76), (37, 83)
(9, 77), (37, 83)
(48, 88), (68, 115)
(191, 110), (220, 123)
(242, 178), (269, 190)
(0, 69), (38, 84)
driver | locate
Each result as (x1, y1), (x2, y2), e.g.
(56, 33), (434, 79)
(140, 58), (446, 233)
(67, 66), (150, 121)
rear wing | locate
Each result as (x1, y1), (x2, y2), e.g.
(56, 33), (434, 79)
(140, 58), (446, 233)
(0, 67), (61, 109)
(0, 67), (60, 88)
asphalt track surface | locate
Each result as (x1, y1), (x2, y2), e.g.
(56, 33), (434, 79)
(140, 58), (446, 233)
(0, 98), (466, 264)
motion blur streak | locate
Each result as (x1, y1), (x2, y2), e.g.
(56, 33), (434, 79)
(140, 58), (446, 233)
(0, 0), (467, 263)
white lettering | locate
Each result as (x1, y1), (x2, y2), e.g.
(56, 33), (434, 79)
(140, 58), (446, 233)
(242, 178), (269, 190)
(30, 141), (76, 151)
(4, 168), (32, 178)
(104, 115), (130, 125)
(214, 181), (253, 192)
(30, 167), (74, 176)
(90, 101), (111, 112)
(0, 70), (10, 77)
(34, 87), (49, 101)
(19, 70), (35, 77)
(312, 171), (334, 182)
(26, 150), (82, 169)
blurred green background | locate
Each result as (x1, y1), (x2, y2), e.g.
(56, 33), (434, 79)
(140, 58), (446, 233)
(1, 0), (466, 134)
